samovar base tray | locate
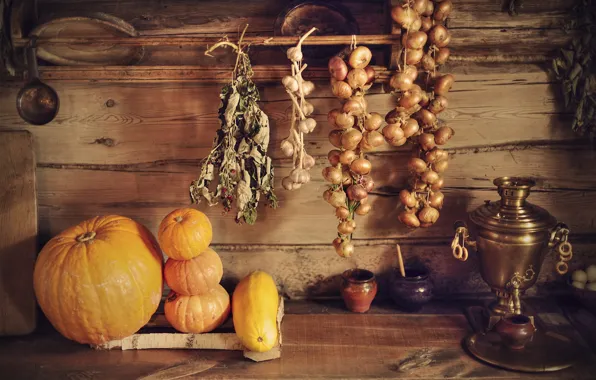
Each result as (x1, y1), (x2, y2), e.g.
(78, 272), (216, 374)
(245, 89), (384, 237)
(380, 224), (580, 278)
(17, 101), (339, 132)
(465, 330), (581, 372)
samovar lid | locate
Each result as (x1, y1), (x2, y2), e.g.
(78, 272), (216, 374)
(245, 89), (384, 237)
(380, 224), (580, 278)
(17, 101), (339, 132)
(469, 177), (557, 233)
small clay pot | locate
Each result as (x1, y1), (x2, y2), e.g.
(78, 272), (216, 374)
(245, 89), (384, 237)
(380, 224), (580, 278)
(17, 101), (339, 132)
(494, 315), (536, 350)
(390, 266), (433, 311)
(340, 269), (378, 313)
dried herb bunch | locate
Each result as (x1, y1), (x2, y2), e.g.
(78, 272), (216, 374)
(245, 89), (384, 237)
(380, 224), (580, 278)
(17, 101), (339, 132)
(552, 0), (596, 139)
(324, 42), (377, 258)
(280, 27), (318, 190)
(389, 0), (455, 229)
(190, 27), (277, 224)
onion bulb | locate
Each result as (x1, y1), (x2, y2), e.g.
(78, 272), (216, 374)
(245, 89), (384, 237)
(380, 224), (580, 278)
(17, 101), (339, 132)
(432, 159), (449, 173)
(350, 157), (372, 175)
(420, 16), (432, 32)
(303, 154), (316, 170)
(302, 101), (314, 116)
(421, 53), (435, 71)
(408, 177), (427, 191)
(425, 148), (448, 163)
(328, 149), (341, 166)
(390, 72), (414, 91)
(365, 112), (384, 131)
(419, 133), (436, 151)
(429, 25), (451, 48)
(338, 221), (355, 235)
(411, 0), (429, 14)
(418, 206), (439, 225)
(323, 166), (343, 184)
(280, 139), (294, 158)
(339, 149), (357, 165)
(404, 65), (418, 82)
(429, 191), (445, 209)
(410, 16), (422, 32)
(383, 123), (406, 142)
(434, 74), (454, 95)
(333, 237), (343, 256)
(421, 169), (440, 184)
(399, 210), (421, 228)
(391, 6), (418, 29)
(402, 31), (428, 49)
(434, 126), (454, 145)
(336, 113), (355, 129)
(433, 0), (453, 21)
(364, 130), (385, 147)
(361, 175), (375, 192)
(342, 99), (364, 115)
(405, 48), (424, 65)
(355, 203), (372, 216)
(422, 0), (434, 16)
(328, 108), (341, 127)
(336, 207), (350, 220)
(401, 118), (420, 138)
(349, 46), (373, 69)
(435, 48), (450, 65)
(431, 176), (444, 191)
(389, 137), (407, 147)
(329, 130), (343, 148)
(407, 157), (428, 173)
(347, 184), (368, 201)
(298, 118), (317, 133)
(429, 95), (448, 114)
(399, 189), (418, 208)
(347, 68), (369, 89)
(282, 75), (299, 92)
(332, 80), (353, 99)
(414, 109), (437, 128)
(328, 56), (349, 81)
(282, 176), (295, 190)
(327, 190), (347, 208)
(398, 86), (423, 109)
(364, 66), (376, 84)
(339, 241), (354, 257)
(342, 170), (352, 186)
(341, 129), (363, 150)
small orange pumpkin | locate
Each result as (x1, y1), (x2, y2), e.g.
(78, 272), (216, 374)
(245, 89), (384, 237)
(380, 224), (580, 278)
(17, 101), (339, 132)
(164, 285), (230, 333)
(33, 215), (163, 345)
(164, 247), (223, 296)
(158, 208), (213, 260)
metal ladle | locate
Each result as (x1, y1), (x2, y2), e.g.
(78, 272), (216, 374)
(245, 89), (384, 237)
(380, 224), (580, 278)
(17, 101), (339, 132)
(16, 44), (59, 125)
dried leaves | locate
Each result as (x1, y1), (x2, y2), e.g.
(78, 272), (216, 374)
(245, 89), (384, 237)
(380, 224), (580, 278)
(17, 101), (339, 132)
(190, 35), (277, 225)
(552, 0), (596, 139)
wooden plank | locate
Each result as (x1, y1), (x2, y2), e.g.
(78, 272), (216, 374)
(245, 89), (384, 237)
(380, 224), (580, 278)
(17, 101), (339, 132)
(0, 131), (37, 335)
(0, 312), (595, 379)
(0, 74), (578, 166)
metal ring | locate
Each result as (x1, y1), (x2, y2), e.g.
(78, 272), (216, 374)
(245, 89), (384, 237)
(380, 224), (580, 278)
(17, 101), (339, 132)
(558, 242), (572, 256)
(556, 261), (569, 275)
(453, 245), (463, 259)
(461, 247), (469, 261)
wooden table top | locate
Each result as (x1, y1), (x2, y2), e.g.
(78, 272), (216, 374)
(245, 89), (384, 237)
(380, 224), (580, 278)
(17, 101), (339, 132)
(1, 299), (595, 379)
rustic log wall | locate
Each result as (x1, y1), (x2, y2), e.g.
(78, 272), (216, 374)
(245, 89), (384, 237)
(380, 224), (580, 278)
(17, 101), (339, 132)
(1, 0), (594, 299)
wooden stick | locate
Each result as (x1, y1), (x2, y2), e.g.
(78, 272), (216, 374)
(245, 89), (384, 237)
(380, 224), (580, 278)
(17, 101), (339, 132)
(13, 34), (402, 48)
(396, 244), (405, 278)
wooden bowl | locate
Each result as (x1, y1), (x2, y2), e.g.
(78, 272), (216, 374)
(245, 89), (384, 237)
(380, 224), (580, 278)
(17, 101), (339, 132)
(274, 0), (359, 60)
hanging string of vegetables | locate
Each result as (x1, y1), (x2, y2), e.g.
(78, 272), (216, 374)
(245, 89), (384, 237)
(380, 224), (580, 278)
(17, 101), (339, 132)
(280, 27), (318, 190)
(324, 41), (377, 258)
(190, 26), (277, 225)
(389, 0), (454, 229)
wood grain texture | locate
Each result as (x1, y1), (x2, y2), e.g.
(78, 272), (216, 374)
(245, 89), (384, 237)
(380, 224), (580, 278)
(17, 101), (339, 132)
(0, 310), (594, 379)
(0, 131), (37, 335)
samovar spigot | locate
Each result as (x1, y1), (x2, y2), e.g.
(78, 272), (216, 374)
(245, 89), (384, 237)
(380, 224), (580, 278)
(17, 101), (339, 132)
(451, 221), (475, 262)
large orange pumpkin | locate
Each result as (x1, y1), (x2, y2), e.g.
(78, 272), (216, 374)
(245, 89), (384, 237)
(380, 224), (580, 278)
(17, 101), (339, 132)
(164, 247), (223, 296)
(158, 208), (213, 260)
(33, 215), (163, 345)
(164, 285), (230, 333)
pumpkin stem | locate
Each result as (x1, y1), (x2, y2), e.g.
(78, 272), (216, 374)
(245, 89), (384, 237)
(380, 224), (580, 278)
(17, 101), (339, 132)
(257, 337), (263, 342)
(174, 216), (183, 223)
(76, 231), (97, 243)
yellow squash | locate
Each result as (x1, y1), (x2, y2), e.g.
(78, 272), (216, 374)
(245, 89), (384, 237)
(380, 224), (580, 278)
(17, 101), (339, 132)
(232, 271), (279, 352)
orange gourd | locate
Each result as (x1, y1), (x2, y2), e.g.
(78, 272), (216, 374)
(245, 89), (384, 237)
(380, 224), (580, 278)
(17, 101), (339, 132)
(33, 215), (164, 345)
(158, 208), (213, 260)
(164, 247), (223, 296)
(164, 285), (230, 333)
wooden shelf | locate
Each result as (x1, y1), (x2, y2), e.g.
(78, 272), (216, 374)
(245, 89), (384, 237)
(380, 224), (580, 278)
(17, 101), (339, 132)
(14, 34), (401, 48)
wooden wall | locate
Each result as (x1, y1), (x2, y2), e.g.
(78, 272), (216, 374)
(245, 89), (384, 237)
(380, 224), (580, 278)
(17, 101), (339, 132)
(1, 0), (594, 299)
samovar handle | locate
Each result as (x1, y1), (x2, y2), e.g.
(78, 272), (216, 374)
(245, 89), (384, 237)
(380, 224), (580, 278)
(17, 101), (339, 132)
(549, 223), (573, 275)
(451, 221), (476, 262)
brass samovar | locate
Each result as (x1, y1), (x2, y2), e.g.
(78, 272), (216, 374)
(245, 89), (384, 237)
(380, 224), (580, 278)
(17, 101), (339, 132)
(452, 177), (573, 327)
